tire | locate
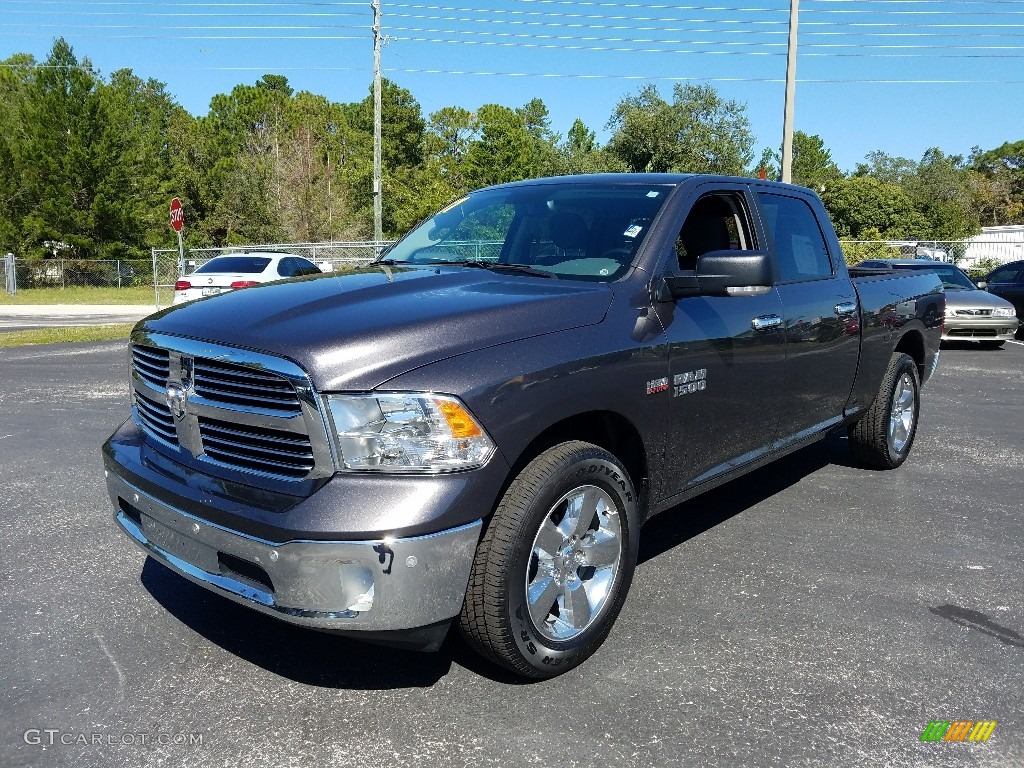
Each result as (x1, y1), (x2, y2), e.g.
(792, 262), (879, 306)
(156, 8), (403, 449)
(459, 441), (639, 679)
(848, 352), (921, 470)
(979, 341), (1005, 350)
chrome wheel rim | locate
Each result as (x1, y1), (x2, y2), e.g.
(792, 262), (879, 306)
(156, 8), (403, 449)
(525, 484), (622, 642)
(888, 372), (916, 455)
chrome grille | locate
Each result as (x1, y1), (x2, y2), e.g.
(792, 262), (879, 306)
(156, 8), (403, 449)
(955, 309), (992, 316)
(132, 345), (170, 390)
(198, 417), (314, 478)
(135, 391), (178, 446)
(128, 333), (331, 484)
(193, 358), (302, 414)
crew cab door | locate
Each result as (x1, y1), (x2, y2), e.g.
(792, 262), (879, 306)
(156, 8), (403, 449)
(752, 189), (860, 443)
(657, 185), (787, 493)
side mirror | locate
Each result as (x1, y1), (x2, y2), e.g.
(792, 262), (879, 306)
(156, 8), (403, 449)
(660, 250), (774, 300)
(975, 280), (988, 291)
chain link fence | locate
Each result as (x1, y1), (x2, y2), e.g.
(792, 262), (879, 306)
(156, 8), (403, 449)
(6, 258), (154, 291)
(4, 236), (1024, 306)
(839, 239), (1024, 271)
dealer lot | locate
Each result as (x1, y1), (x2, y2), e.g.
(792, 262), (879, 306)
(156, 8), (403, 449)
(0, 341), (1021, 768)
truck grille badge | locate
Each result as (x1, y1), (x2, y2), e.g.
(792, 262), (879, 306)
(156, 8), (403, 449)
(165, 356), (194, 420)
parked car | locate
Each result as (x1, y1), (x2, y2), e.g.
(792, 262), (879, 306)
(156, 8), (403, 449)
(982, 260), (1024, 339)
(105, 174), (942, 679)
(173, 252), (323, 304)
(859, 259), (1019, 348)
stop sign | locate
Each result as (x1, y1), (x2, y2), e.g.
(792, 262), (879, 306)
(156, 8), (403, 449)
(169, 197), (184, 233)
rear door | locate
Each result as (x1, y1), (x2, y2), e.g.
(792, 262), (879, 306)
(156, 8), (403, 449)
(660, 183), (787, 492)
(753, 189), (860, 444)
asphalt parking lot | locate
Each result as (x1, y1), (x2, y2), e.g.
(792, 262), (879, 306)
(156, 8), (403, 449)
(0, 340), (1021, 768)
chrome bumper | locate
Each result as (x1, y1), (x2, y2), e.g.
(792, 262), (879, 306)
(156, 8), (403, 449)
(941, 316), (1019, 341)
(106, 470), (481, 631)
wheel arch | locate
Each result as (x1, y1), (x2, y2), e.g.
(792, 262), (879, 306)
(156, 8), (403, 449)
(501, 410), (649, 521)
(894, 329), (926, 379)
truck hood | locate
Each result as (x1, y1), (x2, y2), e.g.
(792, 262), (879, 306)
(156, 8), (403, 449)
(141, 265), (613, 390)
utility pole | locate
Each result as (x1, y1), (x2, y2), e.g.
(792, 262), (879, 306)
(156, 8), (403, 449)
(781, 0), (799, 184)
(372, 0), (383, 247)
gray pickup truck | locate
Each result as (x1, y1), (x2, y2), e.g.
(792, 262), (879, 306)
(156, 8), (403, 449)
(103, 174), (943, 678)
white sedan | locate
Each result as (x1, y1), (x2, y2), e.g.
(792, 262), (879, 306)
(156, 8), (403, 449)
(173, 252), (323, 304)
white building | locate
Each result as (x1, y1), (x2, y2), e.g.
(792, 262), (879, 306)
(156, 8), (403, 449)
(960, 225), (1024, 269)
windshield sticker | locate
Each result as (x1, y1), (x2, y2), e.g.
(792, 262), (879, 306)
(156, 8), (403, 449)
(623, 224), (643, 238)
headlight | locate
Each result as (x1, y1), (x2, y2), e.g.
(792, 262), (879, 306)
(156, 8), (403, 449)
(944, 306), (958, 318)
(991, 307), (1015, 317)
(325, 393), (495, 472)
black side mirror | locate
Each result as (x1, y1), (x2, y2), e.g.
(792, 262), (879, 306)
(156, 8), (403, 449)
(659, 250), (774, 300)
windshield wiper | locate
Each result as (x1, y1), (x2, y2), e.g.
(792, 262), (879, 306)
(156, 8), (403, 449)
(460, 260), (554, 278)
(409, 259), (554, 278)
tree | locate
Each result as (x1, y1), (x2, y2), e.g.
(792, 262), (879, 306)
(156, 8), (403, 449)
(606, 83), (754, 175)
(756, 131), (843, 188)
(463, 101), (561, 187)
(821, 176), (926, 240)
(971, 140), (1024, 225)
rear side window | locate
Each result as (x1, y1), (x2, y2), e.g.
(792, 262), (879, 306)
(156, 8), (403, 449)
(195, 256), (272, 274)
(757, 193), (833, 281)
(988, 264), (1022, 283)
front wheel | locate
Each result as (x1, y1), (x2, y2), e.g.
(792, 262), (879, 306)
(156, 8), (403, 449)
(848, 352), (921, 469)
(459, 441), (639, 679)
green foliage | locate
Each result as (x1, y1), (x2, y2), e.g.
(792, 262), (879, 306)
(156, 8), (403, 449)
(853, 149), (980, 240)
(606, 83), (754, 175)
(971, 140), (1024, 225)
(0, 41), (1017, 262)
(838, 227), (902, 266)
(822, 176), (926, 239)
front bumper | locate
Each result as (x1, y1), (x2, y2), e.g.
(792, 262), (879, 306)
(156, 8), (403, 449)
(942, 315), (1019, 342)
(102, 419), (502, 635)
(107, 469), (481, 632)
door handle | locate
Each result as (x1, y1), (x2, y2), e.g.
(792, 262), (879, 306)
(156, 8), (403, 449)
(834, 301), (858, 316)
(751, 314), (782, 331)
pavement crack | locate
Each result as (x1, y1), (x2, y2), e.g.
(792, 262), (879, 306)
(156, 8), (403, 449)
(94, 631), (127, 706)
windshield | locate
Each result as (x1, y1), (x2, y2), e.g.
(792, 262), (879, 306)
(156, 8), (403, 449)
(381, 182), (674, 282)
(194, 256), (272, 274)
(893, 263), (976, 290)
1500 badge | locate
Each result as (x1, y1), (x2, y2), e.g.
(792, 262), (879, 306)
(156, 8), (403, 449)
(674, 369), (707, 396)
(646, 369), (708, 396)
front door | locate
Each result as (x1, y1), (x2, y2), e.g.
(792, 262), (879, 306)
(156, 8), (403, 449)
(660, 186), (787, 495)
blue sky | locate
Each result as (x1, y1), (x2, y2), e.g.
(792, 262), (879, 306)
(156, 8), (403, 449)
(2, 0), (1023, 171)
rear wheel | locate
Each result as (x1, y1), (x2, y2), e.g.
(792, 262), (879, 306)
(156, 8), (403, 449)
(848, 352), (921, 469)
(459, 441), (639, 679)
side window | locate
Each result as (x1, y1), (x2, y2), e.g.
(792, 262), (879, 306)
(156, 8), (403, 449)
(277, 258), (295, 277)
(294, 258), (321, 276)
(675, 193), (755, 271)
(989, 265), (1021, 283)
(757, 193), (833, 281)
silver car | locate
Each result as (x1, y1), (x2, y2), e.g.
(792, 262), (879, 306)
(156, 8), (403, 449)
(859, 259), (1019, 348)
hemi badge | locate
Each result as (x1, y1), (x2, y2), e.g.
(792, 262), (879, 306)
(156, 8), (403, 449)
(646, 377), (669, 395)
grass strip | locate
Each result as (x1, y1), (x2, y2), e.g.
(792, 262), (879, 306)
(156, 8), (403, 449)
(0, 323), (134, 348)
(0, 286), (163, 305)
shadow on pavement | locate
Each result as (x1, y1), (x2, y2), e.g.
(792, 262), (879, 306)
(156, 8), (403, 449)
(140, 557), (528, 688)
(638, 431), (851, 565)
